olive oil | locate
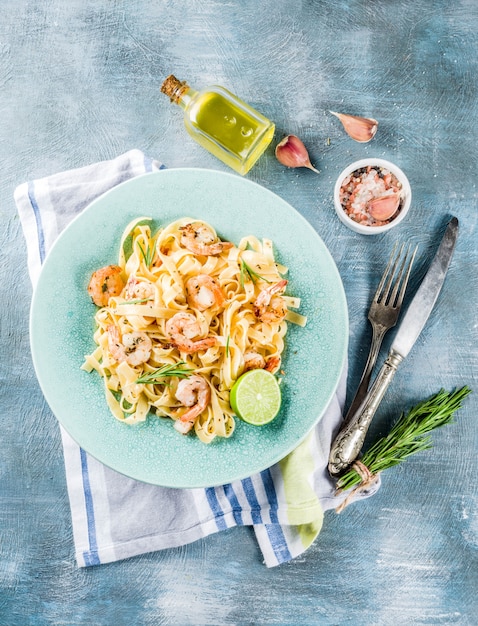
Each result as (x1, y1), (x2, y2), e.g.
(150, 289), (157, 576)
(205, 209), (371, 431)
(161, 75), (275, 175)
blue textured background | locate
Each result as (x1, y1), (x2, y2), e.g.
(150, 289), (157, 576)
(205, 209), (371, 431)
(1, 1), (477, 624)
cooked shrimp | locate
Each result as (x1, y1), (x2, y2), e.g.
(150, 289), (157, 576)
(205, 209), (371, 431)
(125, 276), (154, 301)
(243, 351), (266, 371)
(107, 325), (152, 366)
(185, 275), (226, 311)
(165, 312), (217, 354)
(253, 279), (288, 323)
(243, 352), (281, 374)
(174, 375), (211, 434)
(180, 222), (233, 256)
(87, 265), (125, 307)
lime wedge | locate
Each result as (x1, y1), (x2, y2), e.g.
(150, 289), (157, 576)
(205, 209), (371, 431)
(230, 369), (281, 426)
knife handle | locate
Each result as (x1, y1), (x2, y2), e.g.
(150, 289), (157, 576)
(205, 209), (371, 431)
(328, 350), (403, 477)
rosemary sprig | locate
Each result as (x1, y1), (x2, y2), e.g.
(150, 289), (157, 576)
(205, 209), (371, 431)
(135, 361), (193, 384)
(337, 386), (471, 492)
(239, 259), (270, 288)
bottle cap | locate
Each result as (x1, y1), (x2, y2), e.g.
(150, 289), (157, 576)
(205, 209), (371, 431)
(160, 75), (188, 103)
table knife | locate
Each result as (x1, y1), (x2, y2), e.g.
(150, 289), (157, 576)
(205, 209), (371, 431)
(328, 216), (459, 477)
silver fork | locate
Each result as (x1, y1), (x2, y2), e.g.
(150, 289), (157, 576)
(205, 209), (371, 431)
(343, 242), (417, 424)
(328, 243), (417, 477)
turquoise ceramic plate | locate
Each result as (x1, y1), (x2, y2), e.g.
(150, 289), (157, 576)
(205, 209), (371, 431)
(30, 169), (348, 488)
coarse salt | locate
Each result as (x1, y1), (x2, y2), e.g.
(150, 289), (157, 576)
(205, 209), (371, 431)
(339, 166), (403, 226)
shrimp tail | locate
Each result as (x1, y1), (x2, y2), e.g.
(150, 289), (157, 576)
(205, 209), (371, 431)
(174, 418), (196, 434)
(269, 279), (288, 297)
(265, 356), (281, 373)
(178, 403), (204, 423)
(255, 279), (288, 306)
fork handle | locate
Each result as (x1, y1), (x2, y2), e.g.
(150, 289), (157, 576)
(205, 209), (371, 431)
(328, 349), (403, 477)
(343, 324), (388, 423)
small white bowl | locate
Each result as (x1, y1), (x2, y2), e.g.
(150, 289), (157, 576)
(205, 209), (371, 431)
(333, 158), (412, 235)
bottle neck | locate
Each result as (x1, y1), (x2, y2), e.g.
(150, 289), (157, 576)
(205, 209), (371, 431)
(175, 86), (198, 110)
(160, 75), (198, 109)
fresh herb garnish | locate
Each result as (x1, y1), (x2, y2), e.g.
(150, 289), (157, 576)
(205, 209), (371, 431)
(336, 386), (471, 494)
(138, 241), (155, 267)
(117, 298), (152, 305)
(240, 259), (270, 288)
(135, 361), (194, 384)
(226, 335), (230, 357)
(122, 218), (152, 262)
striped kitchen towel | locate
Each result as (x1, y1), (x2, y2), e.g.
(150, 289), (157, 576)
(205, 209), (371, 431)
(15, 149), (379, 568)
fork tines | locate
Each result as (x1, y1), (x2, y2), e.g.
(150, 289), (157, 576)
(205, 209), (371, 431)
(375, 243), (418, 308)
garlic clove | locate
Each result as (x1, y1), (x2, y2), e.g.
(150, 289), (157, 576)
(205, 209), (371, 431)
(275, 135), (319, 173)
(330, 111), (378, 143)
(368, 193), (401, 221)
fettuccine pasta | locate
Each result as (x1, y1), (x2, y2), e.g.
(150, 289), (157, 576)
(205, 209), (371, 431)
(82, 217), (306, 443)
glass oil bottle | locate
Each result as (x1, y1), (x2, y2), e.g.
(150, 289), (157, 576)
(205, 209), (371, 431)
(160, 75), (275, 175)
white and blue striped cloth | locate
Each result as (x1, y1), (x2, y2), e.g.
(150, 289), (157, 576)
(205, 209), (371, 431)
(15, 150), (378, 567)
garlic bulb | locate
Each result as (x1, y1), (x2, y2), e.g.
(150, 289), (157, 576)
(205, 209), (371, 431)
(330, 111), (378, 143)
(275, 135), (319, 173)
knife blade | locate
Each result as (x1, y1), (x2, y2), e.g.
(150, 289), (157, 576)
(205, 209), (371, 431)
(391, 216), (458, 358)
(328, 217), (459, 477)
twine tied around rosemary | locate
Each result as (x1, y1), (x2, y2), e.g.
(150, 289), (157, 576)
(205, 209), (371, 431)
(335, 460), (379, 513)
(333, 386), (471, 514)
